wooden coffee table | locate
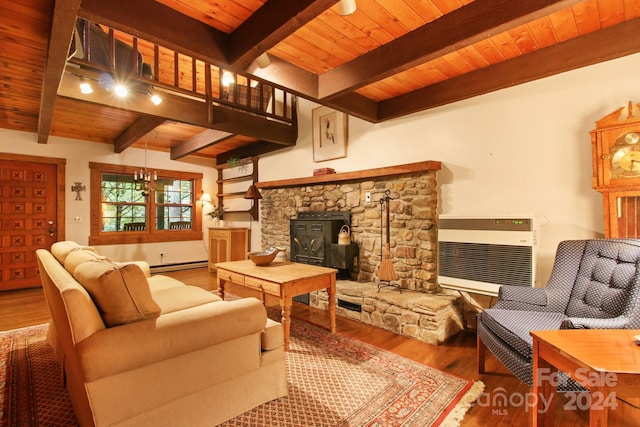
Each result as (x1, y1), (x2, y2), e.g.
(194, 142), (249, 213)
(531, 329), (640, 427)
(215, 260), (337, 350)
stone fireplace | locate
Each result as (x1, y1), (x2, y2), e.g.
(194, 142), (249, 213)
(256, 161), (464, 344)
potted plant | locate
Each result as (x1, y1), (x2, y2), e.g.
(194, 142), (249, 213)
(206, 205), (224, 225)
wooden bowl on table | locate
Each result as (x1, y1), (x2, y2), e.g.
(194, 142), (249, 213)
(248, 246), (282, 266)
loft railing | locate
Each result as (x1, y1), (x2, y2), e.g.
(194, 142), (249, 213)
(67, 19), (295, 123)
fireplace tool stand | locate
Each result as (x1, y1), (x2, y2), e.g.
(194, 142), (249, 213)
(378, 190), (401, 293)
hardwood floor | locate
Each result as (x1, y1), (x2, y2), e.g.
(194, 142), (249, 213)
(1, 268), (637, 427)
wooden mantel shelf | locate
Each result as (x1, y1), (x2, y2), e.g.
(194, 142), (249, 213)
(256, 160), (441, 189)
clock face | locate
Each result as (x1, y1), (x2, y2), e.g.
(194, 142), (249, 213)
(611, 146), (640, 177)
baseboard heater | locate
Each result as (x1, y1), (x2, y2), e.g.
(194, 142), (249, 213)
(438, 215), (536, 297)
(150, 260), (208, 274)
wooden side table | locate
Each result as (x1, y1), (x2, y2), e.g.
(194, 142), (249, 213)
(207, 227), (249, 271)
(215, 260), (337, 350)
(531, 329), (640, 427)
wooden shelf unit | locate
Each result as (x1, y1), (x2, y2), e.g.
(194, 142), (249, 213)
(216, 158), (259, 219)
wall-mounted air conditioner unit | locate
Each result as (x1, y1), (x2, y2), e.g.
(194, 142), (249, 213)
(438, 215), (537, 297)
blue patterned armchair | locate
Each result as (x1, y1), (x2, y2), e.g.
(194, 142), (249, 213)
(477, 239), (640, 387)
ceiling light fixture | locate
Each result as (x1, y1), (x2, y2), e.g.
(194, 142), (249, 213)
(222, 71), (235, 87)
(149, 92), (162, 106)
(339, 0), (356, 16)
(114, 83), (128, 97)
(79, 78), (93, 94)
(134, 136), (157, 197)
(256, 52), (271, 68)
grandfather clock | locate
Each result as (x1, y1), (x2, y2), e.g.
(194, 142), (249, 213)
(590, 101), (640, 238)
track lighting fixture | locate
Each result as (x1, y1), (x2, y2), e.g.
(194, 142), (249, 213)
(79, 78), (93, 94)
(149, 92), (162, 105)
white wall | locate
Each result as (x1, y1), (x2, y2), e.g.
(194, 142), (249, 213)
(3, 53), (639, 276)
(0, 129), (219, 266)
(260, 53), (640, 284)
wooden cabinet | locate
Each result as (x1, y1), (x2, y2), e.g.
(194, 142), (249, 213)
(208, 227), (249, 271)
(590, 101), (640, 238)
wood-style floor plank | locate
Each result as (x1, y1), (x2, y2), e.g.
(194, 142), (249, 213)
(1, 268), (638, 426)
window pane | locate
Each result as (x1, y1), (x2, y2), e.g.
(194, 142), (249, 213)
(101, 172), (147, 232)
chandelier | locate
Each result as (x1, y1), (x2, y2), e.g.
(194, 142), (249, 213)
(134, 137), (157, 197)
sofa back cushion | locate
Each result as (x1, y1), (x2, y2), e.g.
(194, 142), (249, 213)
(51, 241), (98, 265)
(64, 249), (111, 275)
(74, 260), (161, 327)
(566, 240), (640, 319)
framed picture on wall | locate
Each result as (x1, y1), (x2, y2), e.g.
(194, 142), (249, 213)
(312, 106), (348, 162)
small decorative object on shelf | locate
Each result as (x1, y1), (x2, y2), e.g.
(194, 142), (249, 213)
(313, 167), (335, 176)
(206, 206), (224, 222)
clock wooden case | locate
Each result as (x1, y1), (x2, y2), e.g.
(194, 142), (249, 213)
(590, 101), (640, 238)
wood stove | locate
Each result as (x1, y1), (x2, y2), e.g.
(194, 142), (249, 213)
(290, 211), (358, 272)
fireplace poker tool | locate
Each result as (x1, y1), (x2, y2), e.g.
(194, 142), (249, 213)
(378, 190), (401, 293)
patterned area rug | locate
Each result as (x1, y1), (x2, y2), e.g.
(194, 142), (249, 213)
(1, 319), (483, 426)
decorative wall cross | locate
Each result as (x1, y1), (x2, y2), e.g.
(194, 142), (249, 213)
(71, 182), (86, 201)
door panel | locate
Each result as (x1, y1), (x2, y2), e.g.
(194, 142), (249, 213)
(0, 160), (58, 290)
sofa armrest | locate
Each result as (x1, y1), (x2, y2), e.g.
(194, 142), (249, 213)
(76, 297), (268, 381)
(561, 316), (630, 329)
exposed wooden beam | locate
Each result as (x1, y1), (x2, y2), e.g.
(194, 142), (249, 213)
(211, 105), (297, 145)
(216, 141), (292, 165)
(317, 0), (585, 99)
(114, 116), (166, 153)
(171, 129), (234, 160)
(377, 17), (640, 122)
(37, 0), (81, 144)
(229, 0), (337, 69)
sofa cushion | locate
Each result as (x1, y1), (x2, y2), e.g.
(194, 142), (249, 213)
(64, 249), (111, 275)
(479, 308), (565, 360)
(262, 318), (283, 351)
(151, 284), (222, 314)
(51, 241), (98, 265)
(74, 260), (161, 327)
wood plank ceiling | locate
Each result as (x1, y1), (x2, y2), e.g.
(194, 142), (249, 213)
(1, 0), (639, 163)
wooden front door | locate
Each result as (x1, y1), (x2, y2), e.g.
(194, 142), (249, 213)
(0, 157), (63, 290)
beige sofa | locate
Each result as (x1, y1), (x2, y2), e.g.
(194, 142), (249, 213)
(36, 241), (287, 427)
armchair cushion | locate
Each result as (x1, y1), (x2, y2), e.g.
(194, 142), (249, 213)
(497, 286), (548, 307)
(74, 260), (161, 327)
(479, 309), (565, 359)
(566, 240), (640, 319)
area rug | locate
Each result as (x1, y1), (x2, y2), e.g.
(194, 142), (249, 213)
(1, 320), (483, 426)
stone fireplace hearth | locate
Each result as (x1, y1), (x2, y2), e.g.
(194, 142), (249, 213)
(255, 161), (465, 344)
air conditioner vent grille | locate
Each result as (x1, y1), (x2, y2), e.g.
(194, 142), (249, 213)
(439, 241), (533, 288)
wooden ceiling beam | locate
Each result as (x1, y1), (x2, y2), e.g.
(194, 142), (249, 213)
(317, 0), (585, 99)
(114, 116), (166, 153)
(377, 17), (640, 122)
(211, 105), (297, 145)
(171, 129), (234, 160)
(229, 0), (337, 69)
(215, 141), (290, 166)
(37, 0), (81, 144)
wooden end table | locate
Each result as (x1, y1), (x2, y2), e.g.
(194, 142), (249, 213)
(531, 329), (640, 427)
(215, 260), (337, 351)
